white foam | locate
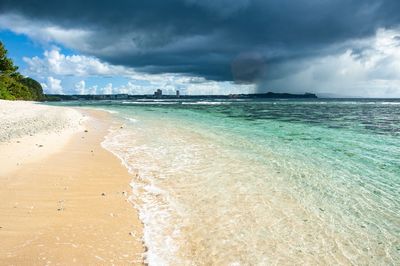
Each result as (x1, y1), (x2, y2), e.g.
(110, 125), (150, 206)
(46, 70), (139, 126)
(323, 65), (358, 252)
(122, 101), (177, 105)
(101, 121), (219, 265)
(182, 101), (231, 105)
(105, 110), (119, 114)
(95, 108), (119, 114)
(381, 102), (400, 105)
(125, 117), (139, 123)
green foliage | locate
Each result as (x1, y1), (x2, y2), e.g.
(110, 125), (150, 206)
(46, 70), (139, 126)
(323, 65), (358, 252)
(20, 77), (44, 100)
(0, 41), (18, 74)
(0, 75), (35, 100)
(0, 78), (16, 100)
(0, 41), (43, 101)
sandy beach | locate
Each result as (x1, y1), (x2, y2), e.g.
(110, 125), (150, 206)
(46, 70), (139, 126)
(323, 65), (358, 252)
(0, 101), (144, 265)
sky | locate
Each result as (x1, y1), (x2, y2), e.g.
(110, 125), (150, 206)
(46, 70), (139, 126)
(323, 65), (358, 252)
(0, 0), (400, 97)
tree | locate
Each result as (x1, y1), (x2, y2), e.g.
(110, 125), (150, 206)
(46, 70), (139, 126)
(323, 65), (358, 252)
(0, 78), (16, 100)
(20, 77), (44, 99)
(0, 41), (43, 101)
(0, 41), (18, 74)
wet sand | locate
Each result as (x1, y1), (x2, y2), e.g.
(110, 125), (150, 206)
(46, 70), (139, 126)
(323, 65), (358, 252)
(0, 108), (144, 265)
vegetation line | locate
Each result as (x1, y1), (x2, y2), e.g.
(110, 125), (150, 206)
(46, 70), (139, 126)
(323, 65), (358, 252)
(0, 41), (44, 101)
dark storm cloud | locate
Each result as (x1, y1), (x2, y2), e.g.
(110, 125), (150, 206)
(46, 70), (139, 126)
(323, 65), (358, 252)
(1, 0), (400, 83)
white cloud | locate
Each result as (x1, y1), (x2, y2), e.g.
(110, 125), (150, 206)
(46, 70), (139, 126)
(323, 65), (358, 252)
(0, 14), (91, 50)
(44, 77), (64, 94)
(100, 83), (113, 94)
(74, 80), (99, 95)
(22, 48), (255, 95)
(74, 80), (86, 95)
(23, 48), (132, 77)
(23, 47), (195, 83)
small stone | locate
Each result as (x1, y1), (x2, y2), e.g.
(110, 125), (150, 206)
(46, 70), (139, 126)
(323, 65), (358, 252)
(319, 208), (325, 212)
(101, 193), (106, 196)
(84, 130), (88, 133)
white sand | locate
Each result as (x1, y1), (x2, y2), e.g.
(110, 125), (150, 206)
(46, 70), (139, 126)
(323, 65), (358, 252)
(0, 100), (84, 142)
(0, 100), (85, 176)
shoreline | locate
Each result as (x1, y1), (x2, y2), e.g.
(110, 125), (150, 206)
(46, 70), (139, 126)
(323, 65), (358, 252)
(0, 105), (144, 265)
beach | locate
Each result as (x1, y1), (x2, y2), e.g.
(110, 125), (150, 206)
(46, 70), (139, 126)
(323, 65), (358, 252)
(0, 99), (399, 265)
(0, 101), (144, 265)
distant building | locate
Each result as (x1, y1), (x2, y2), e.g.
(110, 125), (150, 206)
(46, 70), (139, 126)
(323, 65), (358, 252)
(176, 90), (180, 97)
(154, 89), (162, 98)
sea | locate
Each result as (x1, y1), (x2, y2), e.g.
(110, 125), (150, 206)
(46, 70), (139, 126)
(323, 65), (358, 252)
(52, 98), (400, 265)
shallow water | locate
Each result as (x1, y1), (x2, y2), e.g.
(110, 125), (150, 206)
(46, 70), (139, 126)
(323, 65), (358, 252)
(54, 99), (400, 265)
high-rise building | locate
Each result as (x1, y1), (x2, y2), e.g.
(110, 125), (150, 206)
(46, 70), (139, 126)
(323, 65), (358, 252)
(154, 89), (162, 98)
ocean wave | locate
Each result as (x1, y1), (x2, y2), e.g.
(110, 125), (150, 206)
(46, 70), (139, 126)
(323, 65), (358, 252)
(122, 101), (178, 105)
(182, 101), (231, 105)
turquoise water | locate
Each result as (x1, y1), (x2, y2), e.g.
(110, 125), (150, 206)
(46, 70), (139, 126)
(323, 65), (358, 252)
(54, 99), (399, 265)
